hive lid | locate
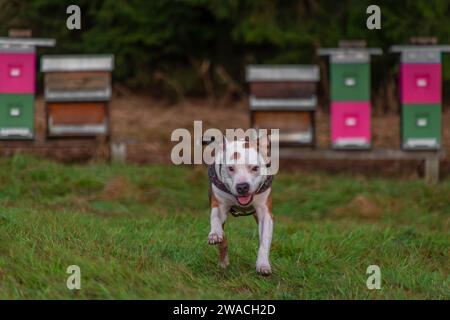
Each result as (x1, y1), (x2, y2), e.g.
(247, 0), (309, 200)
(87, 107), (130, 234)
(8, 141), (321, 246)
(390, 45), (450, 63)
(390, 45), (450, 53)
(318, 48), (382, 63)
(0, 37), (56, 48)
(0, 45), (35, 53)
(318, 48), (383, 55)
(246, 65), (320, 82)
(41, 55), (115, 72)
(400, 50), (442, 63)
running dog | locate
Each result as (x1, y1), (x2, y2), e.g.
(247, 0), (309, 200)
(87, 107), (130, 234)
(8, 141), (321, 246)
(208, 136), (274, 275)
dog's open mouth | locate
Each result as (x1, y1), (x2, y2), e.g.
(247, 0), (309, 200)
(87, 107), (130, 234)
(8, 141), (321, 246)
(236, 195), (253, 206)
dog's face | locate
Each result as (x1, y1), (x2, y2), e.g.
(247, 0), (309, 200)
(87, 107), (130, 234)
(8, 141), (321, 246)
(216, 139), (267, 206)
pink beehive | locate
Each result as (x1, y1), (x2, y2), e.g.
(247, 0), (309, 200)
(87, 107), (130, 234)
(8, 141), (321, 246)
(400, 63), (441, 104)
(0, 51), (36, 94)
(331, 101), (371, 148)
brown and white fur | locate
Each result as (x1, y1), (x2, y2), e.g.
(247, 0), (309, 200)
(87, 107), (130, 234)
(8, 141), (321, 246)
(208, 138), (273, 276)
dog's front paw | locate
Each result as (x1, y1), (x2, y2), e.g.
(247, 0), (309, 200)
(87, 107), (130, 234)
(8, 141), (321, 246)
(256, 263), (272, 276)
(218, 257), (229, 269)
(208, 232), (223, 245)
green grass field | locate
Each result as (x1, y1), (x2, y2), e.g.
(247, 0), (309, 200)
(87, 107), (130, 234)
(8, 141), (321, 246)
(0, 155), (448, 299)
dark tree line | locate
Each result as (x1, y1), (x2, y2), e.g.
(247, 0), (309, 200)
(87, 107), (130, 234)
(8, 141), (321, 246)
(1, 0), (450, 111)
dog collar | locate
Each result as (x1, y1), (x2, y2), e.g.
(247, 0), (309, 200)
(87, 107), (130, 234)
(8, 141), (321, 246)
(208, 164), (273, 215)
(230, 205), (256, 217)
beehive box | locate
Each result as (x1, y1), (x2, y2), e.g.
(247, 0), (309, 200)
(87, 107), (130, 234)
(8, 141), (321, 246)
(246, 65), (320, 146)
(41, 55), (114, 137)
(319, 42), (382, 149)
(0, 37), (55, 139)
(391, 44), (450, 150)
(0, 46), (35, 94)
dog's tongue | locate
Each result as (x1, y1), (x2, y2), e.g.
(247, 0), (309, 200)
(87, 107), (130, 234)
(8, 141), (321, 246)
(237, 195), (252, 206)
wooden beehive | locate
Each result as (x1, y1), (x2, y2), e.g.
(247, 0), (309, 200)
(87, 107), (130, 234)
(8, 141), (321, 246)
(41, 55), (114, 137)
(246, 65), (320, 146)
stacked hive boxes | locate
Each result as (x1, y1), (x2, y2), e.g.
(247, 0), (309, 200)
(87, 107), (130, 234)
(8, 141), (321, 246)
(319, 42), (382, 149)
(246, 65), (320, 146)
(391, 44), (450, 150)
(0, 37), (55, 139)
(41, 55), (114, 137)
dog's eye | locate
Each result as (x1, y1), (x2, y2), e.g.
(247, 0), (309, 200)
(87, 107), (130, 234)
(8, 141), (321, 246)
(251, 166), (259, 172)
(227, 166), (235, 172)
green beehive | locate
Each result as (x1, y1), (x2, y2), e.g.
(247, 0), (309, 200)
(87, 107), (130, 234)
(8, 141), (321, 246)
(402, 104), (441, 149)
(0, 94), (34, 139)
(319, 41), (380, 103)
(330, 63), (370, 101)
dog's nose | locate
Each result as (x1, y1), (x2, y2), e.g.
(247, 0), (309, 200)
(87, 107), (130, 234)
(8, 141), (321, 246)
(236, 183), (250, 195)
